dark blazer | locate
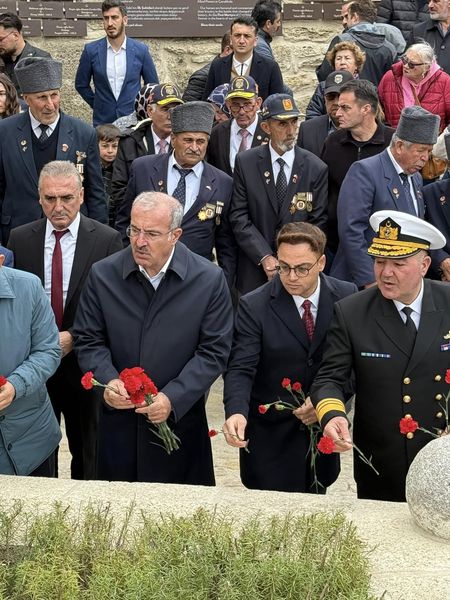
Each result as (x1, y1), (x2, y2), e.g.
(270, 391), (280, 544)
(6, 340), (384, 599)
(230, 144), (328, 294)
(424, 177), (450, 273)
(0, 111), (107, 245)
(331, 148), (424, 287)
(202, 52), (284, 102)
(115, 153), (237, 288)
(311, 281), (450, 501)
(408, 19), (450, 76)
(297, 115), (332, 158)
(75, 37), (159, 126)
(224, 273), (357, 493)
(206, 115), (269, 176)
(73, 243), (234, 484)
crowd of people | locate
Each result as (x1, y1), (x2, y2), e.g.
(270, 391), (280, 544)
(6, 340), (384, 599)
(1, 0), (450, 504)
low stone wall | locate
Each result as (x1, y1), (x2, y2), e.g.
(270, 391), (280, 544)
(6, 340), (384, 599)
(29, 17), (341, 122)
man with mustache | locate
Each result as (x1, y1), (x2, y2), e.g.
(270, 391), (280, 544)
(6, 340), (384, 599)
(331, 106), (439, 288)
(75, 0), (158, 126)
(115, 101), (237, 289)
(229, 93), (328, 294)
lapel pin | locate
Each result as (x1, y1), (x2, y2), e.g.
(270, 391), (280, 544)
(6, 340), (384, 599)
(62, 143), (69, 152)
(264, 171), (270, 178)
(443, 331), (450, 340)
(206, 185), (212, 190)
(392, 187), (399, 199)
(20, 139), (26, 146)
(257, 135), (262, 141)
(158, 180), (164, 187)
(440, 195), (447, 206)
(265, 179), (270, 184)
(292, 174), (298, 183)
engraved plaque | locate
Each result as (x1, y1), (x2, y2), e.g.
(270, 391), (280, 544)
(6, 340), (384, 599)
(283, 3), (323, 20)
(64, 2), (103, 20)
(43, 19), (87, 36)
(18, 1), (65, 19)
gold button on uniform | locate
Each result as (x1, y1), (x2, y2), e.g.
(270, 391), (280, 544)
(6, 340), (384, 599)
(435, 394), (443, 401)
(406, 432), (414, 439)
(403, 395), (411, 403)
(436, 412), (443, 418)
(404, 413), (412, 419)
(434, 375), (442, 382)
(403, 377), (411, 384)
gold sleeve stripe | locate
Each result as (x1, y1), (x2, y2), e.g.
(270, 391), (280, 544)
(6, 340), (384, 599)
(316, 398), (346, 423)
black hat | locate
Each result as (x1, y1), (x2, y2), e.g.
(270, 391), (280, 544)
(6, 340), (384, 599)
(15, 57), (62, 93)
(171, 101), (215, 135)
(324, 70), (353, 94)
(261, 94), (300, 121)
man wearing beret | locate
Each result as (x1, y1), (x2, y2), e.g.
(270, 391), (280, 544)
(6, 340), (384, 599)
(230, 93), (328, 295)
(331, 105), (439, 288)
(0, 56), (107, 245)
(115, 101), (237, 289)
(311, 211), (450, 502)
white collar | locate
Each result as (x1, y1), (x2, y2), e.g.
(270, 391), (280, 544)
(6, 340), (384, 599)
(393, 278), (424, 316)
(45, 211), (81, 239)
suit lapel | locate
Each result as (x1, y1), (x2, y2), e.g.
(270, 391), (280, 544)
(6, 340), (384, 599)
(412, 175), (424, 218)
(220, 120), (232, 167)
(309, 274), (335, 356)
(270, 277), (310, 351)
(375, 292), (418, 356)
(251, 117), (269, 148)
(183, 163), (216, 220)
(279, 147), (304, 222)
(119, 41), (134, 100)
(28, 220), (46, 283)
(56, 114), (74, 160)
(15, 114), (38, 185)
(149, 155), (169, 193)
(66, 215), (95, 309)
(256, 145), (278, 214)
(98, 40), (113, 95)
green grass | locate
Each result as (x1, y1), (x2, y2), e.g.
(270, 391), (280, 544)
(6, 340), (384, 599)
(0, 503), (378, 599)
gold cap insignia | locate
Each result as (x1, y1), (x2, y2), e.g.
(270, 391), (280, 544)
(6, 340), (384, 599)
(282, 98), (293, 111)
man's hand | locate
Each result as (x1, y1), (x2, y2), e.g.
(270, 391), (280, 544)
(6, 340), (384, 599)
(103, 378), (134, 409)
(293, 397), (318, 426)
(0, 380), (16, 411)
(261, 256), (278, 281)
(59, 331), (73, 358)
(323, 416), (352, 453)
(222, 414), (248, 448)
(135, 392), (172, 424)
(440, 258), (450, 282)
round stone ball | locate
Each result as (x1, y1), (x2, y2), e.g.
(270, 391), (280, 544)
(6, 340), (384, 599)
(406, 435), (450, 540)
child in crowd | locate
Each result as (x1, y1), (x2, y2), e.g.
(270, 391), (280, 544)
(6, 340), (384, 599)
(96, 124), (121, 227)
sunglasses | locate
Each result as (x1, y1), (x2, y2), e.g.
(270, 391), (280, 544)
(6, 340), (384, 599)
(401, 56), (426, 69)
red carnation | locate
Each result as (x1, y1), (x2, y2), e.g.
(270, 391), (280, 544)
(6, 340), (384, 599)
(0, 376), (7, 387)
(292, 381), (302, 393)
(399, 416), (419, 434)
(81, 371), (94, 390)
(258, 404), (269, 414)
(281, 378), (291, 389)
(445, 369), (450, 385)
(208, 429), (219, 437)
(141, 374), (158, 397)
(317, 436), (335, 454)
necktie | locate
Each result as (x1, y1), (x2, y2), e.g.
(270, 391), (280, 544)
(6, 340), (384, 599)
(240, 63), (244, 76)
(158, 139), (168, 155)
(39, 124), (49, 143)
(302, 299), (315, 341)
(51, 229), (69, 330)
(172, 166), (193, 207)
(276, 157), (288, 207)
(238, 129), (250, 153)
(402, 306), (417, 352)
(399, 173), (417, 216)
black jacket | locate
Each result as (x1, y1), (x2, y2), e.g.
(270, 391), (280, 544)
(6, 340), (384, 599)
(316, 24), (396, 85)
(297, 115), (336, 157)
(4, 41), (51, 94)
(182, 62), (211, 102)
(377, 0), (429, 41)
(408, 20), (450, 76)
(320, 123), (395, 251)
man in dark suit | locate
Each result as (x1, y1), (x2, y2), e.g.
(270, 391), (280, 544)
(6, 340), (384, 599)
(116, 101), (237, 288)
(75, 0), (158, 126)
(423, 176), (450, 280)
(0, 13), (50, 94)
(331, 105), (439, 288)
(73, 192), (234, 484)
(223, 222), (357, 493)
(407, 1), (450, 76)
(207, 75), (269, 176)
(202, 16), (284, 102)
(230, 93), (328, 295)
(111, 83), (184, 218)
(8, 161), (122, 479)
(0, 56), (107, 245)
(311, 210), (449, 502)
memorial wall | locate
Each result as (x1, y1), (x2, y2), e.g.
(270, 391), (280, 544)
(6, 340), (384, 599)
(1, 0), (341, 121)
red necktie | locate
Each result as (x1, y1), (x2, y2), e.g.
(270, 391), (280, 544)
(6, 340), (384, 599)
(51, 229), (69, 330)
(302, 299), (315, 340)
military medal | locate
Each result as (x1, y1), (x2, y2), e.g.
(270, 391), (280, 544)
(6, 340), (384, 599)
(440, 195), (446, 206)
(75, 151), (87, 180)
(62, 144), (69, 153)
(215, 201), (224, 225)
(198, 203), (216, 222)
(392, 188), (399, 199)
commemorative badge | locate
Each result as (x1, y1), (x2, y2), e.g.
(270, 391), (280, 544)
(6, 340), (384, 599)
(61, 144), (69, 153)
(392, 187), (399, 200)
(290, 192), (313, 214)
(198, 203), (217, 222)
(75, 151), (87, 180)
(21, 139), (27, 152)
(292, 174), (298, 184)
(440, 195), (447, 206)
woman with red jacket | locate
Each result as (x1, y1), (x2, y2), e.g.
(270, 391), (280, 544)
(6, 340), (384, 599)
(378, 42), (450, 131)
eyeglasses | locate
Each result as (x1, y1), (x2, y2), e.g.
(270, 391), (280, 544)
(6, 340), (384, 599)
(275, 257), (321, 278)
(0, 30), (14, 43)
(126, 224), (175, 241)
(228, 101), (256, 113)
(401, 56), (426, 69)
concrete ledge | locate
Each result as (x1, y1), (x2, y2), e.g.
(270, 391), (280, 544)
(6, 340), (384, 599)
(2, 476), (449, 600)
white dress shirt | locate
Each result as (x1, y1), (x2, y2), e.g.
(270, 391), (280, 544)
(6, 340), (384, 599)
(29, 110), (60, 138)
(139, 247), (175, 290)
(393, 279), (424, 330)
(292, 277), (321, 322)
(167, 152), (204, 214)
(387, 147), (419, 215)
(229, 115), (259, 171)
(269, 143), (295, 182)
(44, 213), (80, 306)
(232, 55), (252, 77)
(106, 36), (127, 100)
